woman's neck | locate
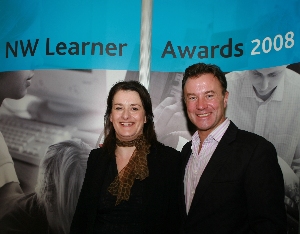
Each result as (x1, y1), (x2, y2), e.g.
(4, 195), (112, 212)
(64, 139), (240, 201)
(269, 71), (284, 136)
(115, 145), (136, 157)
(115, 145), (136, 172)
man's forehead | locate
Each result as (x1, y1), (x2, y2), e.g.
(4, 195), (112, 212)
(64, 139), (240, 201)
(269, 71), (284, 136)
(186, 74), (221, 87)
(255, 65), (287, 75)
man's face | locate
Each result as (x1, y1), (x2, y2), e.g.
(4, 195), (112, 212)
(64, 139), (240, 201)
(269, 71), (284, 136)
(183, 73), (228, 139)
(0, 70), (34, 102)
(247, 65), (287, 97)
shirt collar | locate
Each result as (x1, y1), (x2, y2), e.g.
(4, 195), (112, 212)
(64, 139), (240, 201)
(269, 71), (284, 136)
(191, 118), (230, 151)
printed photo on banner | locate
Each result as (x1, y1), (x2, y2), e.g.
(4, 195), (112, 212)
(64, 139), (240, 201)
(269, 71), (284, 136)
(149, 63), (300, 233)
(0, 69), (126, 233)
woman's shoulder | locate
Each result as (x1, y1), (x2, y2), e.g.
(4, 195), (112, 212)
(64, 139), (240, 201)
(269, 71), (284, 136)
(87, 147), (115, 168)
(149, 142), (181, 174)
(87, 147), (109, 163)
(151, 141), (181, 161)
(89, 146), (107, 156)
(153, 141), (179, 152)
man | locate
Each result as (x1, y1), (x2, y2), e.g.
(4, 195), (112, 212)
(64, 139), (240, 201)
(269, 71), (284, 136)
(225, 65), (300, 232)
(180, 63), (287, 233)
(225, 66), (300, 178)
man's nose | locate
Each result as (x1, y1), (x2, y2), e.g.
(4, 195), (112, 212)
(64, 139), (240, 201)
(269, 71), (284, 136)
(260, 77), (269, 90)
(196, 97), (207, 110)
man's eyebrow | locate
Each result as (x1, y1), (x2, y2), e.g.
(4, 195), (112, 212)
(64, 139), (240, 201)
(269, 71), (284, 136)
(186, 90), (215, 95)
(253, 70), (262, 75)
(204, 90), (215, 94)
(268, 72), (278, 76)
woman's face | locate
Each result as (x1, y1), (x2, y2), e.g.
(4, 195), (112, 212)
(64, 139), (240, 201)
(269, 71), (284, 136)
(0, 70), (34, 103)
(110, 90), (146, 141)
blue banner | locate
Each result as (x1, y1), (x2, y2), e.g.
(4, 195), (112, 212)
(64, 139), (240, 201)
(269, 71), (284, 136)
(0, 0), (141, 71)
(152, 0), (300, 72)
(0, 0), (299, 72)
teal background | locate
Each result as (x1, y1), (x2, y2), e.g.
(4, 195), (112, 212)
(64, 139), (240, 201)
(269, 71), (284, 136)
(0, 0), (141, 71)
(152, 0), (300, 72)
(1, 0), (299, 72)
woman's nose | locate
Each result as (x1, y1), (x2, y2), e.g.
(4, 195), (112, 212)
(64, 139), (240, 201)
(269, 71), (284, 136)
(121, 108), (130, 119)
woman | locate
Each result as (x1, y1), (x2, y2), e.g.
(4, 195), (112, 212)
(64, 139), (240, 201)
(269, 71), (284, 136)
(70, 80), (181, 233)
(0, 139), (92, 234)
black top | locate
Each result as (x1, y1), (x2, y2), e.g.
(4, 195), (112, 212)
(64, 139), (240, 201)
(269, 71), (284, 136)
(93, 159), (143, 233)
(70, 142), (181, 234)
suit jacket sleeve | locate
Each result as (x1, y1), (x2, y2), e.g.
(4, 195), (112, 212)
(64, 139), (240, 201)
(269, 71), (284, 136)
(165, 147), (181, 233)
(245, 137), (287, 233)
(70, 148), (104, 234)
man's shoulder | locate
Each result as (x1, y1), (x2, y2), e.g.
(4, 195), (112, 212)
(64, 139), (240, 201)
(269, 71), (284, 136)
(226, 70), (245, 80)
(234, 126), (275, 150)
(225, 71), (245, 91)
(285, 68), (300, 88)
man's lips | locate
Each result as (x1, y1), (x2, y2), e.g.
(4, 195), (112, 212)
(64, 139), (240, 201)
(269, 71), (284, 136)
(196, 113), (210, 117)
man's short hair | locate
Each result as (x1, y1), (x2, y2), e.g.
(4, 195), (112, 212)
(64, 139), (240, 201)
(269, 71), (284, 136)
(182, 63), (227, 95)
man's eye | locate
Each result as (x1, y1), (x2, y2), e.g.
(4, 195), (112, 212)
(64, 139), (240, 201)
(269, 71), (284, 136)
(268, 73), (277, 77)
(188, 96), (197, 100)
(254, 72), (262, 77)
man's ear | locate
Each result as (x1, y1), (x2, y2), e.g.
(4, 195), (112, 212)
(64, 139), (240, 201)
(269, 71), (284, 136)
(224, 91), (229, 107)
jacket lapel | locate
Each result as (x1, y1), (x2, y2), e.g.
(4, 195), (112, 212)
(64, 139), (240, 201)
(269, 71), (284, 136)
(187, 122), (238, 216)
(180, 141), (192, 218)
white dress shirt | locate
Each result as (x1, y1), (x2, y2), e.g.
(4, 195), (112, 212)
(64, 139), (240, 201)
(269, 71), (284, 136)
(226, 68), (300, 176)
(184, 118), (230, 213)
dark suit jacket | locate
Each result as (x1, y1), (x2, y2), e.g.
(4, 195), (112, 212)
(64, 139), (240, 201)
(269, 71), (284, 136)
(180, 122), (287, 234)
(70, 142), (181, 234)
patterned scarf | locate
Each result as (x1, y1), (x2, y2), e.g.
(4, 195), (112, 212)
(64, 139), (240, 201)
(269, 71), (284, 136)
(108, 134), (150, 205)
